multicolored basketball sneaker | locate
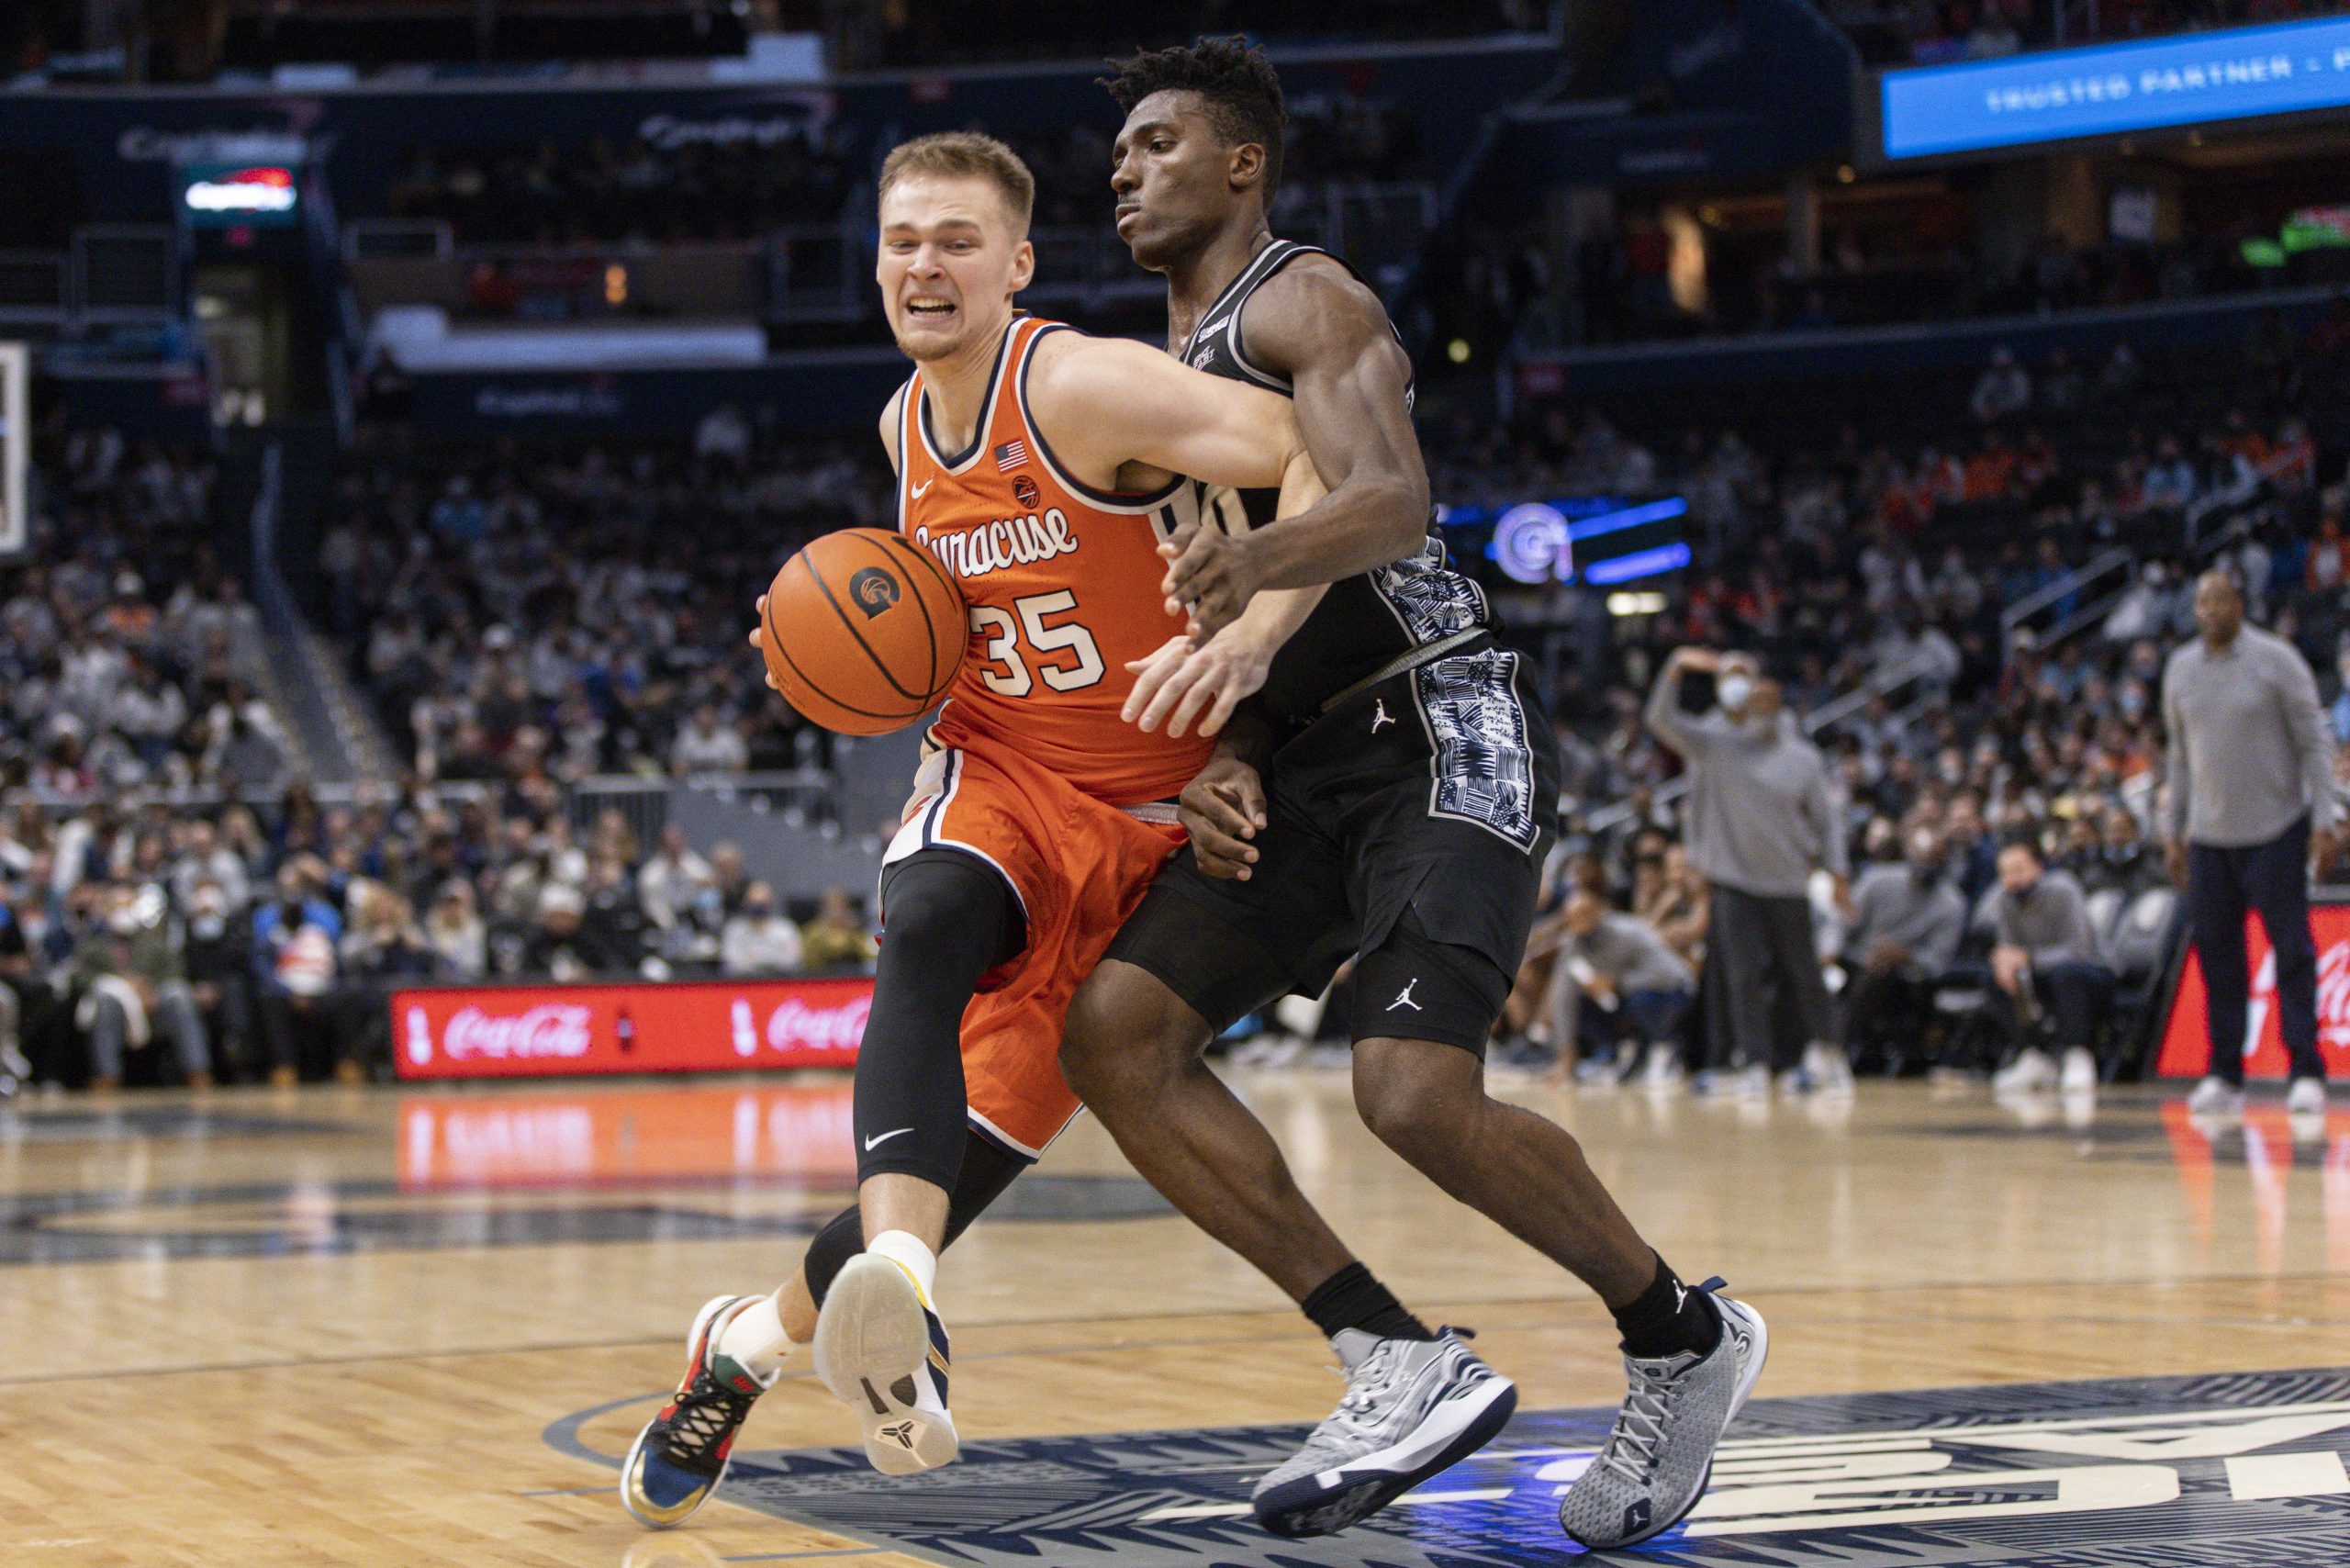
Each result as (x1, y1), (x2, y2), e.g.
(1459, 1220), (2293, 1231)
(1252, 1327), (1517, 1538)
(620, 1294), (776, 1529)
(1558, 1281), (1768, 1551)
(813, 1252), (958, 1474)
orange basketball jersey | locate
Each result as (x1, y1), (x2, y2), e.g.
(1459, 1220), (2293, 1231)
(897, 315), (1211, 808)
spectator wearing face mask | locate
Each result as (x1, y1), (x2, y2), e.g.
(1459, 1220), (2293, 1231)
(722, 881), (804, 976)
(181, 877), (255, 1078)
(1647, 647), (1852, 1096)
(1840, 818), (1966, 1072)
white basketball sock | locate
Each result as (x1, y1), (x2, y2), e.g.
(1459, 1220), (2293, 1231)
(717, 1293), (800, 1385)
(867, 1229), (939, 1305)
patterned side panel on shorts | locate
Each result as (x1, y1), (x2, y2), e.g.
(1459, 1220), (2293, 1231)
(1371, 538), (1490, 645)
(1412, 649), (1537, 849)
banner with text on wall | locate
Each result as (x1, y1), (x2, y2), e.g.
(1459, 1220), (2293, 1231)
(2155, 898), (2350, 1080)
(391, 976), (870, 1080)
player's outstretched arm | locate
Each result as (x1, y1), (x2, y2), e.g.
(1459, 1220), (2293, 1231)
(1024, 331), (1307, 493)
(1158, 264), (1430, 635)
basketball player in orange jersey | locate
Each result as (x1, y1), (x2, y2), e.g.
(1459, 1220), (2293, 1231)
(621, 130), (1336, 1527)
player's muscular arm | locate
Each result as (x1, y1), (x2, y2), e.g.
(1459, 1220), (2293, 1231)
(1159, 263), (1429, 635)
(1024, 331), (1307, 492)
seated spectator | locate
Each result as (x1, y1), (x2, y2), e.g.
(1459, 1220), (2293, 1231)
(522, 881), (622, 981)
(182, 878), (255, 1079)
(1555, 890), (1696, 1083)
(341, 887), (442, 1072)
(252, 861), (352, 1085)
(74, 884), (212, 1090)
(422, 880), (488, 979)
(722, 881), (804, 976)
(1970, 347), (2031, 423)
(1986, 834), (2118, 1094)
(800, 886), (878, 970)
(639, 825), (713, 933)
(1840, 819), (1967, 1072)
(671, 703), (749, 776)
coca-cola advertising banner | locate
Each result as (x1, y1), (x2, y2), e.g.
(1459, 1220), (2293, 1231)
(390, 977), (871, 1080)
(2155, 899), (2350, 1079)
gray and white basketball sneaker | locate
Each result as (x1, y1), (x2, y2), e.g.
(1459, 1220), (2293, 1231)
(1558, 1282), (1767, 1551)
(1252, 1327), (1516, 1538)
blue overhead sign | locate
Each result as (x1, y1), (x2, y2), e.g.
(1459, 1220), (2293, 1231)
(1879, 14), (2350, 160)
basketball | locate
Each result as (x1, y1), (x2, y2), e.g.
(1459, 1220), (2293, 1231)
(759, 527), (965, 734)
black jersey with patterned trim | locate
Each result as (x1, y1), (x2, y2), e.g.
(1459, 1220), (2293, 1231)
(1178, 238), (1491, 726)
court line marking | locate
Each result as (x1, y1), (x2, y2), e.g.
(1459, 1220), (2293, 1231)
(3, 1269), (2344, 1388)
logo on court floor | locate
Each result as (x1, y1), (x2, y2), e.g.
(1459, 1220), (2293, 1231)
(552, 1365), (2350, 1567)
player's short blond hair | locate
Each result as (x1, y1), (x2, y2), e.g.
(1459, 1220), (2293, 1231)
(878, 132), (1035, 237)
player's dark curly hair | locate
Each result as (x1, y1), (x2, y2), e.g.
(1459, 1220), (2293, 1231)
(1102, 36), (1287, 194)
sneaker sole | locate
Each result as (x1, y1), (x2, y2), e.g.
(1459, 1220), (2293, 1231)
(1254, 1370), (1517, 1539)
(814, 1256), (958, 1474)
(1560, 1296), (1769, 1551)
(619, 1294), (747, 1529)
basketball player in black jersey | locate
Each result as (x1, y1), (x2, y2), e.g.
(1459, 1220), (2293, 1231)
(1050, 39), (1768, 1550)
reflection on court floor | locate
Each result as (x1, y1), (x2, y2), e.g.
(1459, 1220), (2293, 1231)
(555, 1365), (2350, 1567)
(0, 1083), (1170, 1262)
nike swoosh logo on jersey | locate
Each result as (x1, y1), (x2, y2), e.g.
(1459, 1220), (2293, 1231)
(911, 479), (933, 498)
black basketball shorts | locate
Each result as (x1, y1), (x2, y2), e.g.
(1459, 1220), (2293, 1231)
(1104, 642), (1561, 1056)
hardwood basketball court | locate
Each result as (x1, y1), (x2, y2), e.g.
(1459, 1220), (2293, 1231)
(5, 1071), (2346, 1566)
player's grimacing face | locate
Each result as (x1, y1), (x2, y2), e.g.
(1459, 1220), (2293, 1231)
(876, 174), (1033, 363)
(1112, 92), (1245, 270)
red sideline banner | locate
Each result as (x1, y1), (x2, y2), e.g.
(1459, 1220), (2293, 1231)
(390, 976), (871, 1080)
(2155, 898), (2350, 1080)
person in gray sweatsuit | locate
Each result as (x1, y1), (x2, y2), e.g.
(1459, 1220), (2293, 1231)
(1646, 647), (1850, 1088)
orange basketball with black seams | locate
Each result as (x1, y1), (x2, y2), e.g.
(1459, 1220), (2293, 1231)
(760, 527), (965, 734)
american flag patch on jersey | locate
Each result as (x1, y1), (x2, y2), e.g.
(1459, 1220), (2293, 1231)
(993, 440), (1029, 471)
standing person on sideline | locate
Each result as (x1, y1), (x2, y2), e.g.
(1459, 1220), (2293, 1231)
(2163, 570), (2340, 1116)
(1646, 647), (1851, 1095)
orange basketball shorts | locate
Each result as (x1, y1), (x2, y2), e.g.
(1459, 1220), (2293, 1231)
(882, 736), (1185, 1159)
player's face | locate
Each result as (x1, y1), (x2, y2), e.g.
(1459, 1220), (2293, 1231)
(876, 175), (1034, 364)
(1112, 91), (1253, 271)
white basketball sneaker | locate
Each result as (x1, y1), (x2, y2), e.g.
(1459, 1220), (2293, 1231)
(2059, 1047), (2098, 1093)
(2186, 1075), (2245, 1116)
(1251, 1328), (1516, 1537)
(813, 1253), (958, 1474)
(2287, 1077), (2328, 1116)
(1993, 1047), (2057, 1093)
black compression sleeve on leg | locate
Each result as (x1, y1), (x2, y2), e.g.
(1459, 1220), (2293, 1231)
(855, 849), (1026, 1190)
(805, 1130), (1033, 1304)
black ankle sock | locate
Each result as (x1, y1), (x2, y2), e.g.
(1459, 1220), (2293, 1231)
(1300, 1262), (1434, 1342)
(1611, 1255), (1721, 1361)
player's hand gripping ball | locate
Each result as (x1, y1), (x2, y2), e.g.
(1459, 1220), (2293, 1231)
(754, 528), (966, 734)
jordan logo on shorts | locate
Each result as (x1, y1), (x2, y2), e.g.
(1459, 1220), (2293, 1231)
(1371, 699), (1395, 733)
(1387, 979), (1423, 1012)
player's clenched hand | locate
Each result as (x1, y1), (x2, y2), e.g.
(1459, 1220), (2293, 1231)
(1159, 523), (1267, 642)
(746, 594), (779, 690)
(1122, 631), (1270, 740)
(1179, 755), (1267, 879)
